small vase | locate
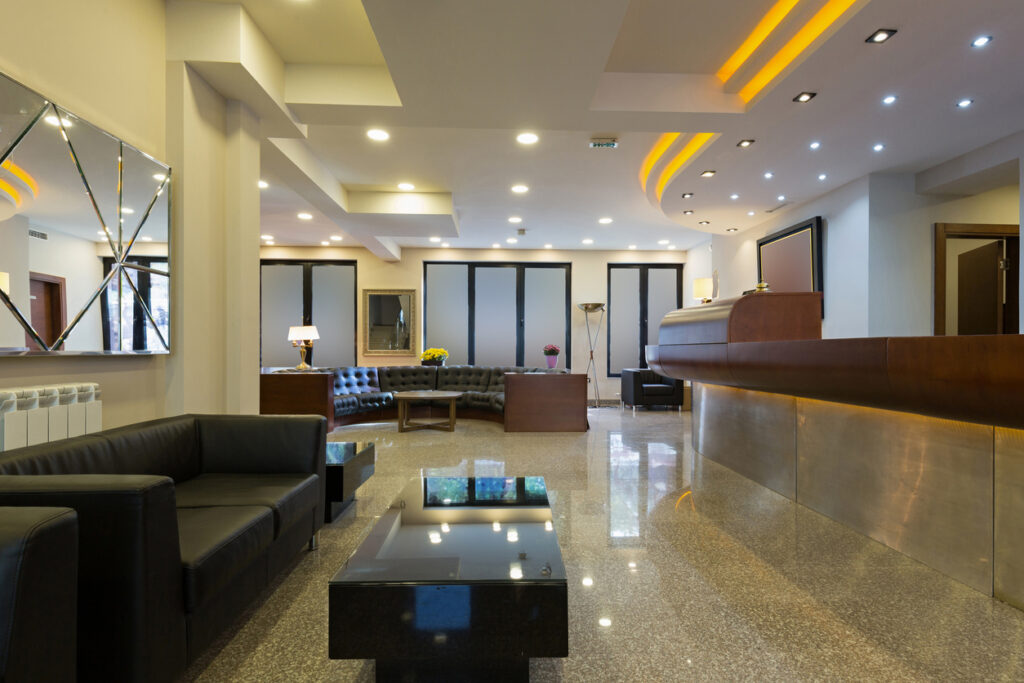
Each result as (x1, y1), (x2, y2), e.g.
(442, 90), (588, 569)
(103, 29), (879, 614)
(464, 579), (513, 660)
(421, 359), (445, 366)
(545, 355), (558, 369)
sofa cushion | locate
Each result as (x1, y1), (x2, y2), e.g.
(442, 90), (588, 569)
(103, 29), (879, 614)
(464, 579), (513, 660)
(485, 367), (522, 392)
(490, 393), (505, 411)
(437, 366), (492, 392)
(177, 506), (273, 612)
(642, 383), (674, 397)
(334, 395), (361, 417)
(174, 473), (319, 537)
(462, 391), (494, 409)
(333, 367), (380, 396)
(356, 392), (393, 409)
(379, 366), (438, 392)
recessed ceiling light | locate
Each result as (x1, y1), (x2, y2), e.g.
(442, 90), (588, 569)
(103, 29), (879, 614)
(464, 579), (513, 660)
(667, 244), (676, 250)
(866, 28), (897, 44)
(398, 182), (415, 191)
(544, 244), (553, 249)
(321, 241), (330, 246)
(737, 139), (755, 148)
(698, 220), (710, 225)
(658, 239), (669, 245)
(441, 242), (450, 248)
(972, 35), (992, 48)
(582, 238), (594, 245)
(957, 98), (974, 108)
(682, 210), (694, 215)
(261, 234), (273, 240)
(508, 216), (522, 224)
(516, 132), (539, 145)
(97, 230), (106, 236)
(681, 192), (694, 199)
(492, 243), (501, 249)
(429, 236), (441, 243)
(729, 193), (739, 200)
(873, 143), (886, 152)
(809, 141), (821, 150)
(700, 170), (716, 178)
(507, 237), (518, 244)
(599, 618), (612, 628)
(777, 195), (786, 201)
(793, 92), (816, 103)
(726, 228), (738, 233)
(297, 212), (313, 220)
(265, 241), (274, 245)
(818, 173), (827, 181)
(882, 95), (898, 106)
(330, 235), (342, 241)
(764, 171), (774, 179)
(628, 245), (637, 250)
(511, 184), (529, 194)
(598, 217), (613, 224)
(122, 207), (135, 214)
(153, 173), (166, 181)
(140, 236), (153, 242)
(366, 128), (389, 141)
(258, 180), (269, 189)
(44, 115), (72, 127)
(747, 211), (755, 216)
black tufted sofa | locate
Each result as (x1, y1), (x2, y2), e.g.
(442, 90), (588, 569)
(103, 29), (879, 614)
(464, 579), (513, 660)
(0, 414), (326, 683)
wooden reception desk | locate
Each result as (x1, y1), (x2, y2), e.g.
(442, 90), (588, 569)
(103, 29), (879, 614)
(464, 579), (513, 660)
(647, 292), (1024, 609)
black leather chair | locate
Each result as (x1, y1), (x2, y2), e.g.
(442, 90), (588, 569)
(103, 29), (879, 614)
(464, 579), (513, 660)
(0, 506), (78, 682)
(620, 368), (687, 413)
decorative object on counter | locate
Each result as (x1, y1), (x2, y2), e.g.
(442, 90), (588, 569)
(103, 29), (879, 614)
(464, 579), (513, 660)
(755, 281), (771, 292)
(543, 343), (560, 368)
(288, 325), (320, 370)
(693, 277), (713, 304)
(420, 347), (449, 366)
(576, 303), (606, 407)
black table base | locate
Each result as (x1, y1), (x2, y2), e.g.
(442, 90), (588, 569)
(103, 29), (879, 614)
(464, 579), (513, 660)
(375, 658), (528, 682)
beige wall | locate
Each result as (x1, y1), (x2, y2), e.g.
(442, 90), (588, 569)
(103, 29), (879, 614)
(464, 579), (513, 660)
(0, 0), (168, 429)
(261, 245), (686, 401)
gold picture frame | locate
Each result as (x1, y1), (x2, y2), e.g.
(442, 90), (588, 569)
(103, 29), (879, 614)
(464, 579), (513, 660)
(362, 289), (416, 356)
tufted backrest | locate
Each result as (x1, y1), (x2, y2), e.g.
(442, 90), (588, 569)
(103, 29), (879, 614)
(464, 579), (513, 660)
(437, 366), (492, 392)
(332, 367), (381, 396)
(485, 367), (523, 392)
(379, 366), (438, 392)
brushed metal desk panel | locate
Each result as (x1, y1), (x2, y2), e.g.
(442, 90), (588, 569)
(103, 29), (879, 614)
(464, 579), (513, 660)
(693, 383), (797, 499)
(797, 399), (993, 594)
(995, 428), (1024, 608)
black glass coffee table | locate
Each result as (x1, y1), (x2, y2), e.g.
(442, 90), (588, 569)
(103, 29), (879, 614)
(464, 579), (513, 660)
(325, 442), (375, 523)
(328, 475), (567, 681)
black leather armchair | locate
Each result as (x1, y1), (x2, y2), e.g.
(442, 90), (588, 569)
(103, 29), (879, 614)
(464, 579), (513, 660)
(620, 368), (687, 412)
(0, 506), (78, 682)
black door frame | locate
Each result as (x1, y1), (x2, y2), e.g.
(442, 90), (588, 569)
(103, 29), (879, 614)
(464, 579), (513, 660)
(606, 263), (683, 378)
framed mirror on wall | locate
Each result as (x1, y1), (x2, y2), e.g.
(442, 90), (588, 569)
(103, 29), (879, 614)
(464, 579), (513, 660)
(363, 289), (415, 355)
(0, 70), (171, 355)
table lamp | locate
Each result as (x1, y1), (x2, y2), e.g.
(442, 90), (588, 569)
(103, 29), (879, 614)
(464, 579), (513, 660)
(287, 325), (320, 370)
(693, 278), (713, 304)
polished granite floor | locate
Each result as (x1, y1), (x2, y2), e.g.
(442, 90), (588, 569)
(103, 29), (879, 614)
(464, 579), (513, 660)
(185, 408), (1024, 681)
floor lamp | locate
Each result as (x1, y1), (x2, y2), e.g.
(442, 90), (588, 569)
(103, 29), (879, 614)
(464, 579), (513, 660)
(577, 303), (605, 407)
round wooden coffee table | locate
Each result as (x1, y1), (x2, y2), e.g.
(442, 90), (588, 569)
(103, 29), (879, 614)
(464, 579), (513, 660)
(392, 390), (463, 432)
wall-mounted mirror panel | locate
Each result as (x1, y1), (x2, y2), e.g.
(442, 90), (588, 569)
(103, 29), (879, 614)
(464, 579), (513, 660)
(0, 71), (170, 355)
(363, 289), (415, 355)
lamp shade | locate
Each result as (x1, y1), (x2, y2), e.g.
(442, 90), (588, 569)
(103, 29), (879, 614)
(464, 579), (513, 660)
(0, 272), (9, 296)
(693, 278), (713, 301)
(287, 325), (320, 341)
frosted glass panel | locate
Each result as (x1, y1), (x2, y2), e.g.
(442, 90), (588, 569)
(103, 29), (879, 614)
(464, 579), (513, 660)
(312, 264), (356, 367)
(647, 268), (679, 346)
(425, 264), (469, 364)
(261, 264), (305, 367)
(473, 267), (517, 366)
(524, 268), (566, 368)
(609, 268), (640, 374)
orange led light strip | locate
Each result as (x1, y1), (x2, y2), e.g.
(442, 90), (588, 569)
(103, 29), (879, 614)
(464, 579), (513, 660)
(0, 178), (22, 207)
(639, 132), (681, 193)
(716, 0), (802, 83)
(655, 133), (716, 202)
(1, 160), (39, 197)
(738, 0), (861, 103)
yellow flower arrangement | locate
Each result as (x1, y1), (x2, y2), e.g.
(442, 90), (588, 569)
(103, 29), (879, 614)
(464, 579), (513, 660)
(420, 347), (449, 362)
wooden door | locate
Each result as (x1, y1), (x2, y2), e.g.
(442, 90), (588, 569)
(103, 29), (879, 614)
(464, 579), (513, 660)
(957, 241), (1002, 335)
(27, 273), (66, 349)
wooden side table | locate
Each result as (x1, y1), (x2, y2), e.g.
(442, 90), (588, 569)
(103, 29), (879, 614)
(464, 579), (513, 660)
(392, 390), (463, 432)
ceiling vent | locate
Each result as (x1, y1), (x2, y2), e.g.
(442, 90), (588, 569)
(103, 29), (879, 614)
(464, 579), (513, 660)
(765, 202), (790, 214)
(517, 228), (526, 236)
(589, 136), (619, 149)
(28, 229), (48, 240)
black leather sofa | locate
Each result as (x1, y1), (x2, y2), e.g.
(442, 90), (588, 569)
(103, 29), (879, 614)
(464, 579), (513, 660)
(0, 414), (326, 683)
(620, 368), (687, 412)
(0, 506), (78, 682)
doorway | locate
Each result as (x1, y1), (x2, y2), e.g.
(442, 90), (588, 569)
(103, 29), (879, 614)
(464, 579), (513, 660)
(934, 223), (1020, 335)
(27, 272), (67, 350)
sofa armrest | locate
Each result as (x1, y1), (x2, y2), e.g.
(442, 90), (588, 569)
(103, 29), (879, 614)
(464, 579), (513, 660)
(0, 507), (78, 682)
(0, 475), (186, 683)
(620, 369), (645, 404)
(196, 414), (327, 530)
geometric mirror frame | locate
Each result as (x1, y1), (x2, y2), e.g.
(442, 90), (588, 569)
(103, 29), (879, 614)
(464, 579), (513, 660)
(0, 70), (170, 355)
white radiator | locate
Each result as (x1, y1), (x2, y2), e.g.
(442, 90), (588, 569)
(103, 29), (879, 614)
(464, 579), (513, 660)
(0, 382), (102, 451)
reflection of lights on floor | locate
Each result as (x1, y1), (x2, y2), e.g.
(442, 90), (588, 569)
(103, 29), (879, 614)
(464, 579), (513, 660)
(443, 498), (451, 505)
(428, 532), (442, 544)
(506, 530), (519, 543)
(492, 521), (501, 532)
(599, 617), (612, 627)
(582, 577), (594, 587)
(545, 520), (553, 531)
(440, 523), (450, 533)
(509, 562), (523, 579)
(628, 561), (637, 569)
